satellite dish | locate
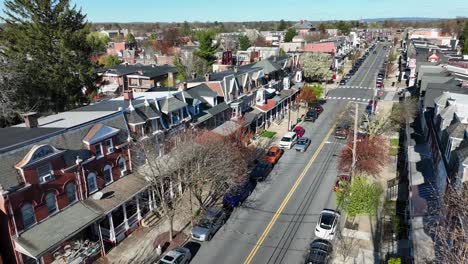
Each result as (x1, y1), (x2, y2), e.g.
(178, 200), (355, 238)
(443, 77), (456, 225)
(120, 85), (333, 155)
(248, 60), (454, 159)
(92, 191), (104, 200)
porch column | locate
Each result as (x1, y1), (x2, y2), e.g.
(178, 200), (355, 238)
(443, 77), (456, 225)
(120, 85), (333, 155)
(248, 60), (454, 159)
(122, 203), (129, 230)
(108, 213), (116, 242)
(152, 189), (158, 209)
(148, 189), (153, 211)
(136, 193), (142, 221)
(169, 181), (175, 198)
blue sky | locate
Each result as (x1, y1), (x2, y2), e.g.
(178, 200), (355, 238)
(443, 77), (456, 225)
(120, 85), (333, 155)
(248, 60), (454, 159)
(2, 0), (468, 22)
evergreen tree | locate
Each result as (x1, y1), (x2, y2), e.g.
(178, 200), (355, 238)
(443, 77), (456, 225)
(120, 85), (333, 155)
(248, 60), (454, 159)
(0, 0), (96, 113)
(462, 22), (468, 55)
(284, 28), (297, 42)
(125, 33), (136, 43)
(239, 35), (251, 50)
(194, 30), (219, 73)
(277, 19), (288, 31)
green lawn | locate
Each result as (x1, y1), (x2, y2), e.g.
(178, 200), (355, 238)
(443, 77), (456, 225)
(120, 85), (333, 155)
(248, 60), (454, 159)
(259, 130), (277, 138)
(390, 138), (399, 156)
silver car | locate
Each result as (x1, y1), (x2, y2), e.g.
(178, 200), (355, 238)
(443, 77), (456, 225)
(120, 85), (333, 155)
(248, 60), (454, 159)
(295, 137), (311, 152)
(158, 246), (191, 264)
(191, 207), (226, 241)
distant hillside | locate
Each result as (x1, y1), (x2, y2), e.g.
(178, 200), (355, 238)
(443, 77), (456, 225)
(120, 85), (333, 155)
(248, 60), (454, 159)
(363, 17), (446, 22)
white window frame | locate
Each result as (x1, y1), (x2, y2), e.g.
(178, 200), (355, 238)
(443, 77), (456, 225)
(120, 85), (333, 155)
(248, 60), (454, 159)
(37, 163), (54, 184)
(65, 182), (77, 203)
(105, 138), (114, 154)
(21, 203), (36, 229)
(103, 165), (113, 185)
(87, 173), (98, 194)
(118, 158), (127, 176)
(94, 143), (104, 159)
(45, 192), (57, 215)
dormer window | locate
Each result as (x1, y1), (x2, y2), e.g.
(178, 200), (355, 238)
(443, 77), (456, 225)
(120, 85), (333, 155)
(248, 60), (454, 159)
(105, 139), (114, 154)
(37, 163), (54, 184)
(21, 203), (35, 229)
(94, 143), (103, 159)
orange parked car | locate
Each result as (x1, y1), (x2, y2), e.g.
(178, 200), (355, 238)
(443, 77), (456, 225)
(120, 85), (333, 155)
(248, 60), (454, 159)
(263, 146), (282, 164)
(333, 175), (351, 192)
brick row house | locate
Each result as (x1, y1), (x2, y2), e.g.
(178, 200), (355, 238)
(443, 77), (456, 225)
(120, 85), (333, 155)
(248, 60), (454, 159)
(186, 56), (301, 133)
(97, 64), (176, 95)
(0, 90), (192, 264)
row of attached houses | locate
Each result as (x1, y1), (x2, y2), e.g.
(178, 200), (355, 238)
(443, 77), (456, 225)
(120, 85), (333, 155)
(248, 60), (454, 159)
(404, 36), (468, 262)
(97, 64), (177, 95)
(0, 53), (304, 264)
(0, 88), (198, 264)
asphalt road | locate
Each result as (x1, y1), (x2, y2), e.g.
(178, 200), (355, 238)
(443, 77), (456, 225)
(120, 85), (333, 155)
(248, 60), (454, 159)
(326, 43), (389, 102)
(190, 43), (389, 264)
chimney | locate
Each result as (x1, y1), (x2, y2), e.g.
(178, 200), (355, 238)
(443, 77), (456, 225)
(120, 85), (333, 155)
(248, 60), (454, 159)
(124, 62), (129, 67)
(191, 72), (197, 79)
(151, 64), (156, 68)
(156, 82), (161, 87)
(178, 81), (188, 91)
(234, 66), (239, 73)
(273, 56), (277, 62)
(205, 73), (211, 82)
(23, 112), (38, 128)
(123, 90), (134, 100)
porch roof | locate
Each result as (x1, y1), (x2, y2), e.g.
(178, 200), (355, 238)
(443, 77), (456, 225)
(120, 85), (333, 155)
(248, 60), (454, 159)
(13, 202), (101, 259)
(83, 175), (148, 214)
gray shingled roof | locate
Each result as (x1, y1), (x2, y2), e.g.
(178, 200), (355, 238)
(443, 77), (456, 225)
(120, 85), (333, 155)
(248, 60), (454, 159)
(0, 113), (130, 192)
(206, 102), (229, 116)
(251, 59), (282, 74)
(422, 79), (465, 108)
(13, 202), (101, 258)
(104, 63), (176, 78)
(158, 97), (187, 114)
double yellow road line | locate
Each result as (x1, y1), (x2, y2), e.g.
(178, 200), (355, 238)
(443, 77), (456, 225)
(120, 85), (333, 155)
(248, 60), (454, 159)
(243, 124), (336, 264)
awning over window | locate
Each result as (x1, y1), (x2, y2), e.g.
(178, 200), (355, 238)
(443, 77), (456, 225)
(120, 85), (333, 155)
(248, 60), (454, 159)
(14, 202), (101, 259)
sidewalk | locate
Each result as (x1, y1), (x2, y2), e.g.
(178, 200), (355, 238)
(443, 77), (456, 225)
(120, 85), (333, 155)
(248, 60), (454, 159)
(255, 106), (308, 148)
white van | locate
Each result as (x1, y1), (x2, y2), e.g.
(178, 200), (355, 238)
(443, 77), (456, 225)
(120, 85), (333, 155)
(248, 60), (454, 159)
(279, 132), (297, 149)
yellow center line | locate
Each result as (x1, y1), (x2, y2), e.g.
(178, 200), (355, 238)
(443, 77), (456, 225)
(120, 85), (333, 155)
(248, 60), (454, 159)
(243, 124), (337, 264)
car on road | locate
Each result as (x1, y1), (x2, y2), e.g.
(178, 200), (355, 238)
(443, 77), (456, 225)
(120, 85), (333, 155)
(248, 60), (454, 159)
(223, 180), (255, 208)
(339, 79), (346, 85)
(315, 209), (341, 240)
(294, 137), (311, 152)
(344, 74), (351, 80)
(279, 131), (297, 149)
(191, 207), (227, 241)
(333, 175), (351, 192)
(305, 239), (333, 264)
(334, 123), (350, 140)
(373, 50), (377, 54)
(293, 125), (305, 138)
(158, 246), (192, 264)
(263, 146), (282, 164)
(305, 109), (318, 122)
(313, 104), (324, 115)
(249, 161), (273, 181)
(376, 82), (383, 88)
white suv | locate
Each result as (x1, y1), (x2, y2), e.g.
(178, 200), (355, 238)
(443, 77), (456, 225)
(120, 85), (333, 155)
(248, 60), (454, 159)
(279, 132), (297, 149)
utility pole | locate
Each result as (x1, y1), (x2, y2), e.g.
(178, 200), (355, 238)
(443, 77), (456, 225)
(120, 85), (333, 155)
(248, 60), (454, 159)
(351, 102), (358, 177)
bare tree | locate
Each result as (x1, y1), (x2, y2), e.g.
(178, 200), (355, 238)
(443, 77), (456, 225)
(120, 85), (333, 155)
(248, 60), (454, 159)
(131, 128), (255, 242)
(430, 184), (468, 263)
(333, 229), (359, 263)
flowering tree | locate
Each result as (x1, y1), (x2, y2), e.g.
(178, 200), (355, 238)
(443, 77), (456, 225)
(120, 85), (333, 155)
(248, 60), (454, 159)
(338, 136), (390, 176)
(297, 86), (317, 107)
(301, 52), (333, 81)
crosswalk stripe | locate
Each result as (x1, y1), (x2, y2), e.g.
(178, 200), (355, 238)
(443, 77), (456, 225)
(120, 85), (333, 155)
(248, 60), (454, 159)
(352, 97), (356, 100)
(337, 97), (341, 99)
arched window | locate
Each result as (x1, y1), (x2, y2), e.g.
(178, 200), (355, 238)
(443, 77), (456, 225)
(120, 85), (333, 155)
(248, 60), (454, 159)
(118, 158), (127, 176)
(45, 192), (57, 214)
(65, 182), (76, 203)
(87, 173), (98, 193)
(21, 203), (35, 229)
(103, 165), (113, 184)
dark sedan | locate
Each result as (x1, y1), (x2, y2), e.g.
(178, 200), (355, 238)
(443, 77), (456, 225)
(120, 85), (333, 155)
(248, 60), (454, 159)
(306, 239), (333, 264)
(250, 162), (273, 181)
